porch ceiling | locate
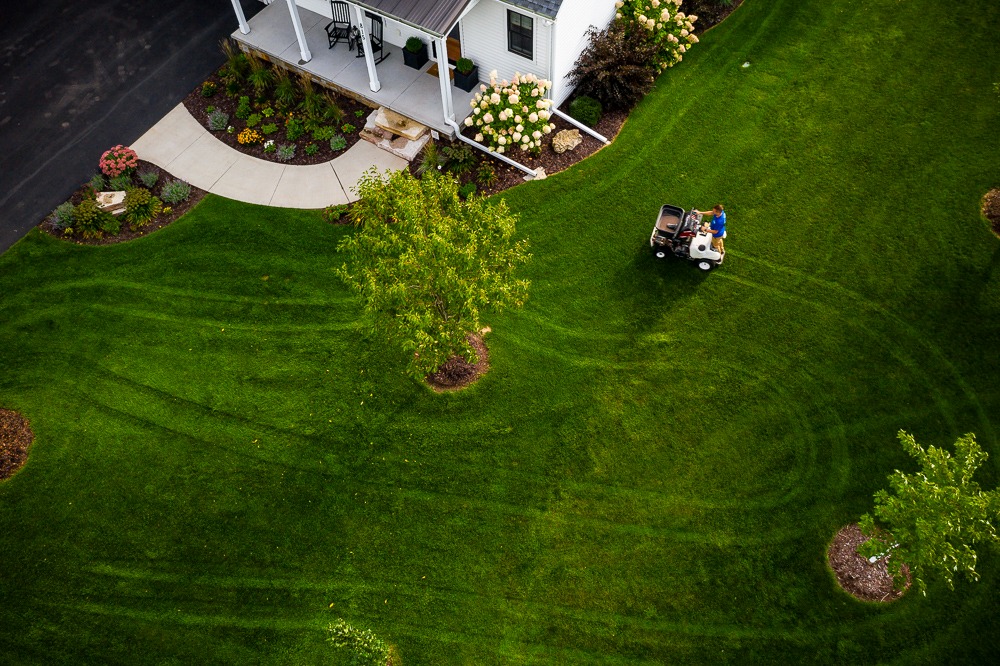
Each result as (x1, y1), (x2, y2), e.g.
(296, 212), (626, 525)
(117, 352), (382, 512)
(350, 0), (473, 37)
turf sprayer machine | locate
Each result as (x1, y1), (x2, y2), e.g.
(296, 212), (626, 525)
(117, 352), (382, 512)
(649, 204), (724, 271)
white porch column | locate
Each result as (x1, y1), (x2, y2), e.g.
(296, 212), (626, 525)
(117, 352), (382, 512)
(353, 6), (381, 92)
(284, 0), (312, 64)
(436, 36), (455, 123)
(230, 0), (250, 35)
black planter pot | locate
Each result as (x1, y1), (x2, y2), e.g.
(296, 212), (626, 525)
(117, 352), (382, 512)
(403, 43), (428, 69)
(454, 65), (479, 93)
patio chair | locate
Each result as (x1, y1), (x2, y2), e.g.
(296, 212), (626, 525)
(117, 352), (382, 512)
(355, 12), (389, 65)
(324, 1), (352, 49)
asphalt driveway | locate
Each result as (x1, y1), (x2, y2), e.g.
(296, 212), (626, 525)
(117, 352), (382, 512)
(0, 0), (262, 254)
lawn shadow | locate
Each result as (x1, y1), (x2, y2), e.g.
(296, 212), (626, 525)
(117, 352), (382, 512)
(617, 243), (713, 333)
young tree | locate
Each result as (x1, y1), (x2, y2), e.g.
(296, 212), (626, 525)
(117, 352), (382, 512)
(336, 168), (530, 379)
(859, 431), (1000, 595)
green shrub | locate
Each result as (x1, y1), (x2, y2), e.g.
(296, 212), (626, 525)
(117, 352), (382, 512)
(569, 95), (603, 127)
(476, 163), (498, 188)
(568, 24), (659, 112)
(442, 143), (477, 176)
(304, 142), (319, 156)
(405, 36), (424, 53)
(245, 113), (262, 128)
(73, 198), (111, 239)
(89, 173), (107, 191)
(312, 125), (337, 141)
(50, 202), (75, 230)
(285, 116), (305, 141)
(457, 57), (475, 75)
(458, 182), (477, 199)
(138, 170), (159, 188)
(108, 175), (133, 191)
(341, 123), (356, 134)
(235, 96), (253, 120)
(208, 110), (229, 131)
(330, 134), (347, 151)
(322, 204), (350, 223)
(261, 122), (278, 135)
(275, 144), (296, 162)
(354, 109), (366, 119)
(123, 187), (163, 230)
(101, 214), (121, 236)
(327, 619), (390, 666)
(160, 179), (191, 205)
(224, 79), (241, 97)
(201, 81), (217, 97)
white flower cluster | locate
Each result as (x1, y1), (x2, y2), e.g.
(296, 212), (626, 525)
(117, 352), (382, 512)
(615, 0), (698, 71)
(463, 71), (556, 155)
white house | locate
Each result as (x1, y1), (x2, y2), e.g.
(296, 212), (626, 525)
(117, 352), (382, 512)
(230, 0), (617, 141)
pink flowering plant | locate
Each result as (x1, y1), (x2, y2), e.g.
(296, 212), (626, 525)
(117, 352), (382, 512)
(615, 0), (698, 72)
(98, 144), (139, 178)
(464, 71), (556, 156)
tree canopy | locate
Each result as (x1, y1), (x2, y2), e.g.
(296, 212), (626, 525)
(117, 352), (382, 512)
(336, 168), (530, 379)
(860, 431), (1000, 594)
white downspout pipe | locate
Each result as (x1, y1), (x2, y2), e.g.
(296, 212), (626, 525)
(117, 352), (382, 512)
(445, 118), (537, 178)
(284, 0), (312, 63)
(353, 6), (381, 92)
(230, 0), (250, 35)
(551, 108), (609, 143)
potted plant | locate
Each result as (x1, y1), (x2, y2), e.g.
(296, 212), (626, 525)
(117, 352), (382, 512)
(403, 37), (429, 69)
(454, 57), (479, 92)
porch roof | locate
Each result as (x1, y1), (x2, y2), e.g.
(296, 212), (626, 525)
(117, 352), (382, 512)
(350, 0), (474, 37)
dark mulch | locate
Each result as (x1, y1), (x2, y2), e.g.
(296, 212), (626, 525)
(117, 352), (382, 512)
(689, 0), (746, 32)
(182, 69), (373, 167)
(983, 188), (1000, 237)
(0, 408), (34, 481)
(828, 523), (911, 602)
(425, 333), (490, 392)
(38, 160), (206, 246)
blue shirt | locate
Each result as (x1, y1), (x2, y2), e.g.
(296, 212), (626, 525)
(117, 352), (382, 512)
(709, 211), (726, 237)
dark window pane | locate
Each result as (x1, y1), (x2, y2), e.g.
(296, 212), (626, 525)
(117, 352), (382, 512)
(507, 10), (533, 59)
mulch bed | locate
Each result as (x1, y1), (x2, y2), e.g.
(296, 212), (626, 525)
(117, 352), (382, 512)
(38, 160), (206, 246)
(182, 69), (373, 167)
(0, 409), (34, 481)
(828, 523), (911, 602)
(425, 333), (490, 391)
(983, 188), (1000, 237)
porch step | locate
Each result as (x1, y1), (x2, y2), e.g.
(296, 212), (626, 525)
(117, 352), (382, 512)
(362, 108), (430, 162)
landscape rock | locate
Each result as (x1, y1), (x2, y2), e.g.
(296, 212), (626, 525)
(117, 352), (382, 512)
(552, 129), (582, 154)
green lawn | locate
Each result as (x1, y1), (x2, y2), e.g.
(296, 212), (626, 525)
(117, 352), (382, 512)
(1, 0), (999, 663)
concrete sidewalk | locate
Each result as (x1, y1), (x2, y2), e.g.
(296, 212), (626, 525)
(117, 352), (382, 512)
(132, 105), (407, 209)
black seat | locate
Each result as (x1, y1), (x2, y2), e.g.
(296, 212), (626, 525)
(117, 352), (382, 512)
(324, 1), (352, 49)
(355, 12), (389, 64)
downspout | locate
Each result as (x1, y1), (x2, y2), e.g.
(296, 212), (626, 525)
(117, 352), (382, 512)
(547, 18), (556, 103)
(552, 107), (609, 144)
(284, 0), (312, 63)
(444, 118), (538, 178)
(230, 0), (250, 34)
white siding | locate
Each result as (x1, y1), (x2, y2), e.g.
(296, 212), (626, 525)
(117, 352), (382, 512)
(460, 1), (551, 89)
(550, 0), (617, 105)
(293, 0), (429, 49)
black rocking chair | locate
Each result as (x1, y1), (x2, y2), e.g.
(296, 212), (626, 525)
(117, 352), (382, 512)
(354, 12), (389, 65)
(324, 1), (352, 49)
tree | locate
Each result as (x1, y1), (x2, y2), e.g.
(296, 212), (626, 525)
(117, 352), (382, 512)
(336, 168), (530, 379)
(859, 431), (1000, 595)
(567, 24), (659, 112)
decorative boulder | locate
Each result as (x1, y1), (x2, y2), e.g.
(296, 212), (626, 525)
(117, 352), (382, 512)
(552, 129), (582, 154)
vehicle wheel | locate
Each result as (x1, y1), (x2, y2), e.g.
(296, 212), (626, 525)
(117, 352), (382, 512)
(655, 251), (667, 259)
(697, 260), (714, 271)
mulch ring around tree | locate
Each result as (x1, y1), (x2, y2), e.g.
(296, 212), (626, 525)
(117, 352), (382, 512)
(828, 523), (911, 602)
(0, 409), (34, 481)
(425, 333), (490, 392)
(982, 187), (1000, 237)
(38, 160), (206, 246)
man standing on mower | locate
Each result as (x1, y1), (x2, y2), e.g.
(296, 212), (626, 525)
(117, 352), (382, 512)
(695, 205), (726, 256)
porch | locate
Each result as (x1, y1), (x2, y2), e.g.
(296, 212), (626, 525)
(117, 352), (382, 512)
(231, 1), (478, 137)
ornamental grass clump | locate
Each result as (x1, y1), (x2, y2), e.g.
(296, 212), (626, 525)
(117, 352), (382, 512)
(614, 0), (699, 72)
(464, 71), (556, 156)
(98, 145), (139, 177)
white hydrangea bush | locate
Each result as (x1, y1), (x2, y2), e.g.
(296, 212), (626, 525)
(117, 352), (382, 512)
(615, 0), (699, 71)
(464, 71), (556, 156)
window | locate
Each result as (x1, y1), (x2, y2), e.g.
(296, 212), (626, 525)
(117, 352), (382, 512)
(507, 10), (533, 59)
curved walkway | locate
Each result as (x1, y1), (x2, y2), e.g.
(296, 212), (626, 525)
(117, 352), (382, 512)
(131, 104), (407, 209)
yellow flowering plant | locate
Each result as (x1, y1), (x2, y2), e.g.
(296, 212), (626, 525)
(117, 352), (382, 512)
(237, 128), (263, 145)
(615, 0), (699, 71)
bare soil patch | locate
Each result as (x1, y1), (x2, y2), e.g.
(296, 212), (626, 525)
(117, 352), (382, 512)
(0, 409), (34, 481)
(983, 188), (1000, 237)
(425, 333), (490, 392)
(828, 523), (911, 602)
(38, 160), (206, 246)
